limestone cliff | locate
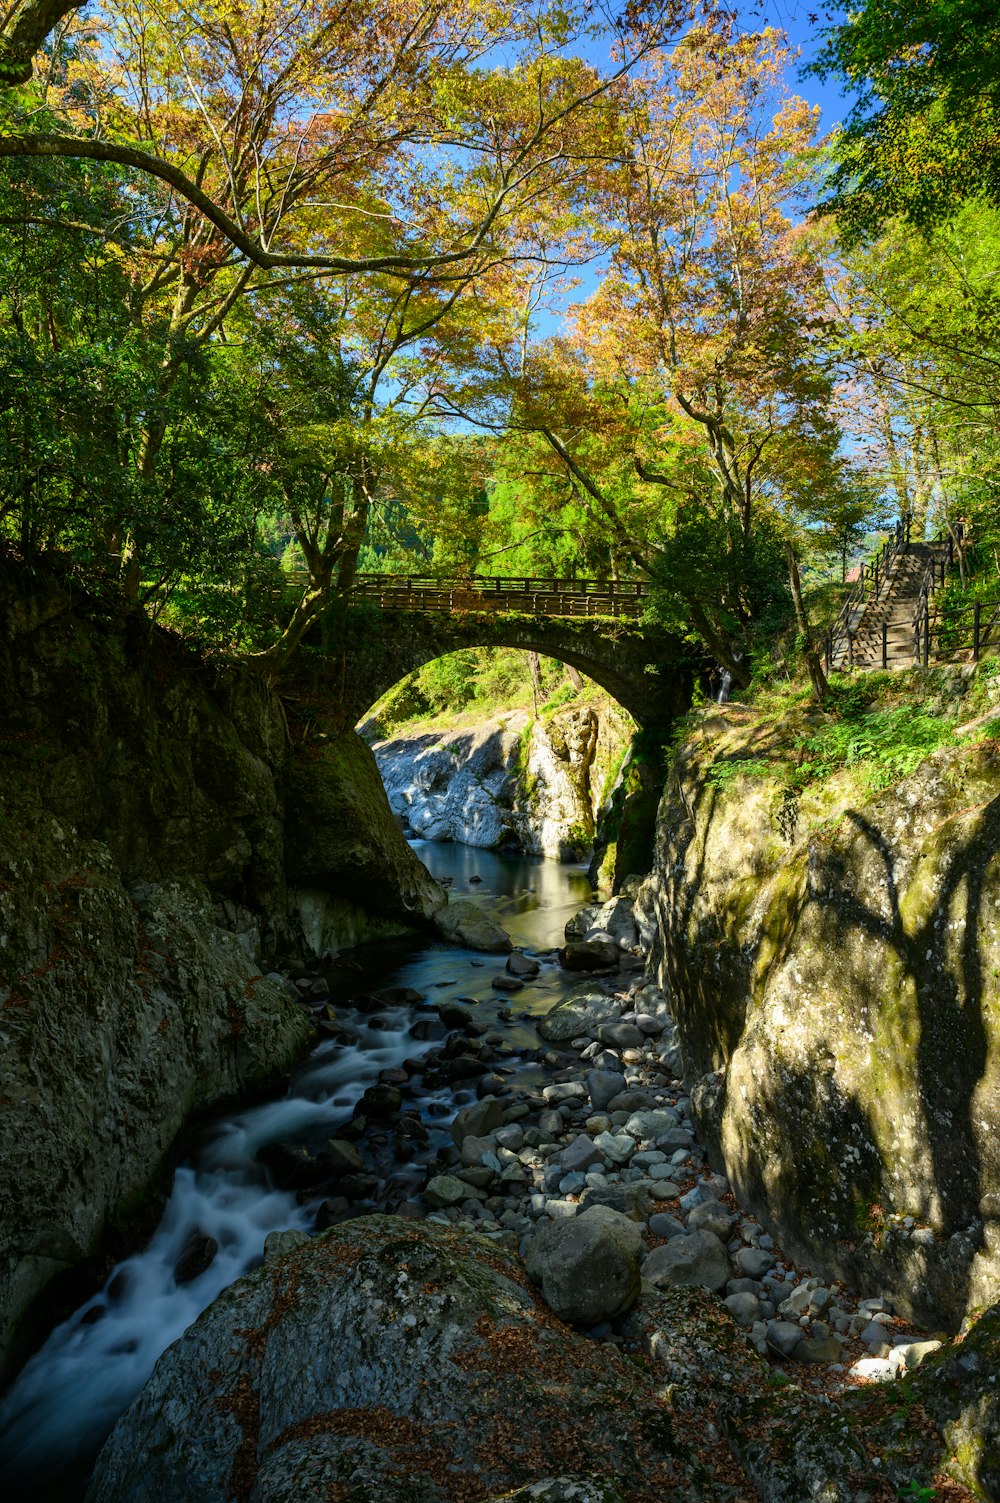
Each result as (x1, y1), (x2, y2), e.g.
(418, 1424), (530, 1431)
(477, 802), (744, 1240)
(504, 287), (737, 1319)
(638, 694), (1000, 1328)
(0, 557), (444, 1375)
(372, 698), (634, 861)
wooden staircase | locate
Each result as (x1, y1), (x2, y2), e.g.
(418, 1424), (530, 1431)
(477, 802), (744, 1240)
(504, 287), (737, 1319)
(825, 523), (963, 672)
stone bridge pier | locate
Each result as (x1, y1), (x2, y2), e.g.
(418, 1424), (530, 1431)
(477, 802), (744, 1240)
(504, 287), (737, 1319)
(328, 605), (694, 729)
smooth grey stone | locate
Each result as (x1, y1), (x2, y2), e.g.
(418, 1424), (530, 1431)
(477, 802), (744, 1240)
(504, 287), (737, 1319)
(736, 1247), (775, 1280)
(642, 1230), (731, 1293)
(524, 1206), (642, 1323)
(561, 1133), (605, 1174)
(766, 1320), (803, 1357)
(686, 1198), (736, 1239)
(587, 1069), (628, 1112)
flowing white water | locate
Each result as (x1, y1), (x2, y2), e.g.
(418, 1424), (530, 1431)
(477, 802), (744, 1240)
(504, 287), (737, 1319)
(0, 841), (593, 1497)
(0, 1011), (430, 1485)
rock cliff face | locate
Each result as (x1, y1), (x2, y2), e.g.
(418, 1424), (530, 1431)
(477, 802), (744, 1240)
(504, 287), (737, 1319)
(0, 559), (444, 1375)
(639, 701), (1000, 1328)
(373, 700), (633, 860)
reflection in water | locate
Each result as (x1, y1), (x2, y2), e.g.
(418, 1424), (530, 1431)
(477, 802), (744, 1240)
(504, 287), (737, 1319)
(411, 839), (594, 953)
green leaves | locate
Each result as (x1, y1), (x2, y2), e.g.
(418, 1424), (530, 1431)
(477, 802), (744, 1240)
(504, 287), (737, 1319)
(813, 1), (1000, 236)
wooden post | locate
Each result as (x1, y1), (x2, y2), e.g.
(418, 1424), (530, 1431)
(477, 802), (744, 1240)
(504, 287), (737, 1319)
(825, 633), (832, 673)
(974, 600), (982, 662)
(848, 630), (854, 669)
(882, 622), (888, 671)
(924, 599), (930, 667)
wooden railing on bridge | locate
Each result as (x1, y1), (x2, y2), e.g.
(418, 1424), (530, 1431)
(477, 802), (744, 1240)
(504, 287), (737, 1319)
(285, 571), (651, 619)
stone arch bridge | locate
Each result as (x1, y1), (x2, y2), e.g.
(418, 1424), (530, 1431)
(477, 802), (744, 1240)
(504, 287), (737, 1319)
(305, 574), (694, 728)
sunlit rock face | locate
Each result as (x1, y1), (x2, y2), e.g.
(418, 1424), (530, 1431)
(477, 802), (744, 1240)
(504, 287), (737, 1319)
(637, 702), (1000, 1328)
(374, 703), (632, 861)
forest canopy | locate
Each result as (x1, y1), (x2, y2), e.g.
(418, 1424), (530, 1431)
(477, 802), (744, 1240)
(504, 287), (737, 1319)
(0, 0), (998, 692)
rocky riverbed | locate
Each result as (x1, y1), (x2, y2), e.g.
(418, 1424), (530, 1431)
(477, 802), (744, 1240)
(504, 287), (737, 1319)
(272, 892), (948, 1389)
(59, 888), (1000, 1500)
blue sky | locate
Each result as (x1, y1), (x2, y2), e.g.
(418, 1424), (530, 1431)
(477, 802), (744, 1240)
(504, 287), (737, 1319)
(744, 0), (856, 128)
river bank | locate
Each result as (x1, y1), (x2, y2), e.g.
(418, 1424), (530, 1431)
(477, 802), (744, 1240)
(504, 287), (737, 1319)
(3, 844), (998, 1501)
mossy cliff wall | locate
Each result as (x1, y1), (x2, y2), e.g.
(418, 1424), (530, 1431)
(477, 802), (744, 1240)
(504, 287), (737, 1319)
(0, 559), (442, 1376)
(640, 702), (1000, 1329)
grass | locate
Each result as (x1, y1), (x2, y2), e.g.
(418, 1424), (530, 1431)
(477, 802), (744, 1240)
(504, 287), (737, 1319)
(698, 663), (1000, 800)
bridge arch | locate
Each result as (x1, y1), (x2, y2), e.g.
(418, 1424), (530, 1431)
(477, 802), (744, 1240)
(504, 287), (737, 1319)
(335, 605), (693, 729)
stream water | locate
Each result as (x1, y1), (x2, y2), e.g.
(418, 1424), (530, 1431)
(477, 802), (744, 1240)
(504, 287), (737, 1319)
(0, 841), (594, 1502)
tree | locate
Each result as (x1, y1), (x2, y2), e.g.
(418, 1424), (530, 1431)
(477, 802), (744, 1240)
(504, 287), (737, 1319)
(0, 1), (81, 87)
(813, 0), (1000, 238)
(439, 27), (844, 683)
(818, 203), (1000, 544)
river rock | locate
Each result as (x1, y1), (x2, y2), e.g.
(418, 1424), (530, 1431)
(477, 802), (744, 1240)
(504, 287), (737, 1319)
(524, 1206), (643, 1323)
(560, 1134), (605, 1174)
(537, 987), (622, 1043)
(559, 939), (620, 971)
(263, 1229), (310, 1262)
(507, 951), (541, 978)
(592, 1131), (634, 1164)
(597, 1021), (644, 1049)
(435, 898), (513, 953)
(492, 974), (524, 992)
(686, 1199), (736, 1239)
(580, 1181), (656, 1221)
(564, 905), (598, 940)
(642, 1230), (731, 1293)
(423, 1174), (468, 1208)
(451, 1095), (504, 1145)
(86, 1218), (705, 1503)
(623, 1108), (679, 1140)
(173, 1233), (218, 1285)
(586, 1069), (627, 1111)
(736, 1247), (775, 1280)
(588, 896), (639, 950)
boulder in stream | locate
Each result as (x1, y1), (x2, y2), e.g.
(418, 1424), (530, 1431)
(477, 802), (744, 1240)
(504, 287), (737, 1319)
(523, 1206), (643, 1324)
(537, 986), (622, 1043)
(434, 898), (513, 953)
(85, 1217), (733, 1503)
(558, 938), (620, 971)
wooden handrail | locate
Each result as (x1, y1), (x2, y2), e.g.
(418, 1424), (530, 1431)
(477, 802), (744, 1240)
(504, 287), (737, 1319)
(284, 570), (651, 598)
(826, 517), (910, 671)
(278, 570), (652, 619)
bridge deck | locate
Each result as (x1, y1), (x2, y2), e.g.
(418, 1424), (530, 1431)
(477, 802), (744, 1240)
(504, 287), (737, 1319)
(287, 572), (651, 619)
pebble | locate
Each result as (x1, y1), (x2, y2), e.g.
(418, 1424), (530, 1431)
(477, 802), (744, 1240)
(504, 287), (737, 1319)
(328, 902), (938, 1402)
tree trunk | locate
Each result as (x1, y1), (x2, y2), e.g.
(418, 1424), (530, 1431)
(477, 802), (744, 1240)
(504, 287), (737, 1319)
(786, 541), (829, 703)
(526, 651), (544, 715)
(687, 602), (751, 688)
(250, 581), (333, 683)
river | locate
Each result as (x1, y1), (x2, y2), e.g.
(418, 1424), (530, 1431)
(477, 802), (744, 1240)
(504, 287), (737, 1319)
(0, 841), (594, 1502)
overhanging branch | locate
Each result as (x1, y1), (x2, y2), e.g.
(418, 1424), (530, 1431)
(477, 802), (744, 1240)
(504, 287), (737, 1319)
(0, 133), (505, 276)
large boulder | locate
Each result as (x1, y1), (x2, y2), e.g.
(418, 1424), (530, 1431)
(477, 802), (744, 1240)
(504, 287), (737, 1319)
(435, 898), (513, 954)
(588, 896), (640, 950)
(642, 1231), (731, 1293)
(85, 1218), (726, 1503)
(558, 938), (620, 971)
(285, 728), (446, 949)
(523, 1206), (643, 1323)
(537, 987), (622, 1043)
